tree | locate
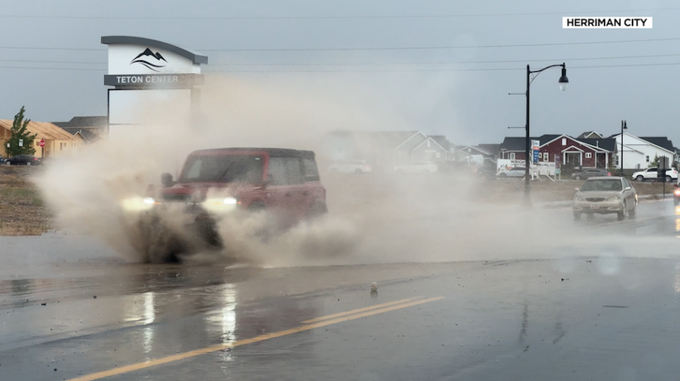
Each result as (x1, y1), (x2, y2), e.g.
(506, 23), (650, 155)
(6, 106), (36, 157)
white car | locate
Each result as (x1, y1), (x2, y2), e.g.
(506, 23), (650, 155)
(631, 167), (678, 182)
(327, 160), (372, 174)
(394, 161), (438, 174)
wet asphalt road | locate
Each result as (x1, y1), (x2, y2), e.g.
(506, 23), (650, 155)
(2, 199), (680, 380)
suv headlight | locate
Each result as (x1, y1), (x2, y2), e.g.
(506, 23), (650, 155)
(203, 196), (240, 213)
(121, 197), (157, 211)
(575, 196), (585, 201)
(605, 195), (620, 201)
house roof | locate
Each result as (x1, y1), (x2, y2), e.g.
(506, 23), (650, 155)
(0, 119), (81, 141)
(577, 131), (604, 139)
(413, 136), (449, 153)
(476, 144), (500, 156)
(500, 137), (531, 152)
(538, 134), (562, 145)
(639, 137), (675, 152)
(394, 131), (428, 151)
(427, 135), (450, 151)
(69, 129), (100, 142)
(577, 138), (616, 152)
(53, 116), (108, 128)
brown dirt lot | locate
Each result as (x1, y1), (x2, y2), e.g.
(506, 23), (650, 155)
(0, 166), (53, 236)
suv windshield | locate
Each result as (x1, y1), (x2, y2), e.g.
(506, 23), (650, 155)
(581, 179), (622, 192)
(180, 154), (264, 183)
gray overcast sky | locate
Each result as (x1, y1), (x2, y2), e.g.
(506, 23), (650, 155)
(0, 0), (678, 146)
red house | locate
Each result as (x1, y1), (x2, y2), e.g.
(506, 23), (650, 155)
(499, 134), (615, 169)
(539, 134), (614, 169)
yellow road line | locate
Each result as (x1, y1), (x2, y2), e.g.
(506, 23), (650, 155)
(301, 297), (416, 324)
(67, 296), (445, 381)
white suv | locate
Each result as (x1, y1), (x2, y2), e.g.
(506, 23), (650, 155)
(631, 167), (678, 182)
(327, 160), (372, 174)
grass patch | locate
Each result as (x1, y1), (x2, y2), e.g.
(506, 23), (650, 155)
(0, 166), (52, 236)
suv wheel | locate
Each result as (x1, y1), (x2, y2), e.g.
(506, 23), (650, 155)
(635, 175), (644, 182)
(574, 175), (581, 180)
(667, 175), (672, 183)
(309, 201), (328, 218)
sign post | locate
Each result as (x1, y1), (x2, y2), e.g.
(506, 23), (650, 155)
(39, 139), (45, 158)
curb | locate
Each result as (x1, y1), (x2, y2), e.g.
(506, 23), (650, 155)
(538, 194), (673, 209)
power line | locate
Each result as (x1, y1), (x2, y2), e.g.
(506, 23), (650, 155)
(2, 61), (680, 73)
(0, 46), (103, 52)
(199, 37), (680, 52)
(0, 66), (104, 72)
(210, 53), (680, 66)
(0, 8), (675, 20)
(202, 62), (680, 73)
(0, 37), (676, 53)
(0, 59), (106, 65)
(0, 52), (679, 67)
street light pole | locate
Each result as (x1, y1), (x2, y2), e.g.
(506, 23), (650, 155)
(524, 62), (569, 206)
(620, 120), (627, 177)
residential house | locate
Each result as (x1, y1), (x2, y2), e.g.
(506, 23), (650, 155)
(498, 137), (528, 160)
(612, 133), (676, 170)
(453, 144), (499, 165)
(540, 134), (614, 169)
(53, 116), (107, 143)
(409, 134), (451, 162)
(499, 135), (560, 161)
(0, 119), (85, 158)
(321, 130), (452, 171)
(499, 134), (615, 169)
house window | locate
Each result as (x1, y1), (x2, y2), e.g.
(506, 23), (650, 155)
(585, 153), (592, 159)
(562, 138), (567, 146)
(543, 152), (549, 161)
(510, 153), (516, 160)
(646, 155), (650, 163)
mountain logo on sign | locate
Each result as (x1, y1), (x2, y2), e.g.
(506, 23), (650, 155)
(130, 48), (167, 72)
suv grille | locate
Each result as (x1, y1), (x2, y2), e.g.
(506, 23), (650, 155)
(161, 193), (191, 202)
(586, 198), (605, 202)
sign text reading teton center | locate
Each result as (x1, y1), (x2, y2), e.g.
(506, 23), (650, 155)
(104, 74), (204, 87)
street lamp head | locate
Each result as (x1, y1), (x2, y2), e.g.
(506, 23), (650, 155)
(558, 65), (569, 92)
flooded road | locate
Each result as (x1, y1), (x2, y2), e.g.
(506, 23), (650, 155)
(2, 200), (680, 380)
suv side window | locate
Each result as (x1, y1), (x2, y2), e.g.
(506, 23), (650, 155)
(268, 157), (304, 185)
(268, 158), (287, 185)
(284, 157), (304, 184)
(302, 158), (320, 181)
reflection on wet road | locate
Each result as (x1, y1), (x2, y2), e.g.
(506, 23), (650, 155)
(3, 200), (680, 380)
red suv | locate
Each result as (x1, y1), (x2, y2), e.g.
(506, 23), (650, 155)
(137, 148), (327, 262)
